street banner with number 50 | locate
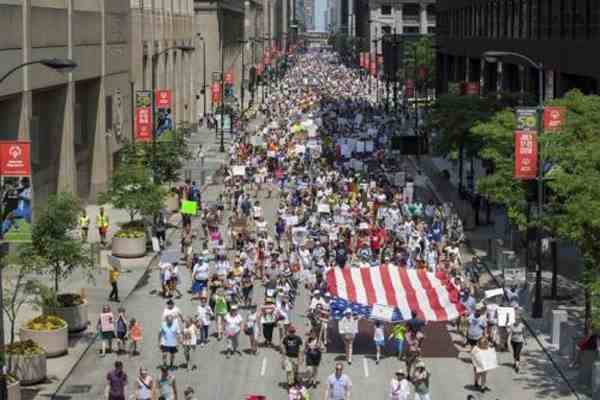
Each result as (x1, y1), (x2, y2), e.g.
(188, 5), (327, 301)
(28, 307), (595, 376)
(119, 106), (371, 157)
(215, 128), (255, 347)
(514, 131), (538, 180)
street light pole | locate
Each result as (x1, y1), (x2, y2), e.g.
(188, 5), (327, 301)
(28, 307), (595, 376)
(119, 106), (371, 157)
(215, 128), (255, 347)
(198, 35), (207, 119)
(0, 59), (77, 398)
(239, 40), (246, 131)
(483, 50), (545, 319)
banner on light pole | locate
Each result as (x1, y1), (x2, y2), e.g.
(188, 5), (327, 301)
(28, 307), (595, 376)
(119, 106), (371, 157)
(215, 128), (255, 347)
(514, 131), (538, 180)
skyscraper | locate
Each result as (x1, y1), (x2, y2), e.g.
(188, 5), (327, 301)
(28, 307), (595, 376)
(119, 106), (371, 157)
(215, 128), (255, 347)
(304, 0), (315, 31)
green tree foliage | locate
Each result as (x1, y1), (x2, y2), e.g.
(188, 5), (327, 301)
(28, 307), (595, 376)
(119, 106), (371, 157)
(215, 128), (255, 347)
(403, 36), (436, 87)
(25, 193), (95, 295)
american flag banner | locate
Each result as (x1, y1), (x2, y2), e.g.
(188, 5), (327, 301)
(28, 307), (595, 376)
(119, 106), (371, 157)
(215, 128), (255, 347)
(326, 265), (464, 322)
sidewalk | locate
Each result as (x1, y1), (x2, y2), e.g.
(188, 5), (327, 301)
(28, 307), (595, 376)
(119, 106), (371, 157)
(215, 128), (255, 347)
(2, 124), (233, 399)
(412, 154), (590, 399)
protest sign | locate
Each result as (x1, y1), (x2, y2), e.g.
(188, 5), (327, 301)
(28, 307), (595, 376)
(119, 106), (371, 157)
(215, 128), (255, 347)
(497, 307), (516, 327)
(365, 141), (374, 153)
(318, 203), (331, 213)
(472, 348), (498, 373)
(232, 165), (246, 176)
(484, 288), (504, 299)
(371, 304), (395, 321)
(355, 141), (365, 153)
(180, 200), (198, 215)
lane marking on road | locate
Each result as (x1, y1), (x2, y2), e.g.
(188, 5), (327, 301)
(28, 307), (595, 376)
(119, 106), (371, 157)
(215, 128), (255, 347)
(363, 357), (369, 378)
(261, 357), (267, 376)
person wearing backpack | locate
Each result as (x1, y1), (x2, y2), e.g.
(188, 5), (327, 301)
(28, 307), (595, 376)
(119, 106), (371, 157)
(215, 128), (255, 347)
(115, 307), (129, 355)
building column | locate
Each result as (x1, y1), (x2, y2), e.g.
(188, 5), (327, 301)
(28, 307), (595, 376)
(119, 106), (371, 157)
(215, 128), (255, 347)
(496, 61), (503, 94)
(58, 0), (77, 194)
(347, 0), (354, 36)
(18, 0), (32, 141)
(465, 56), (470, 81)
(393, 4), (403, 34)
(479, 58), (485, 95)
(90, 0), (108, 199)
(419, 2), (427, 34)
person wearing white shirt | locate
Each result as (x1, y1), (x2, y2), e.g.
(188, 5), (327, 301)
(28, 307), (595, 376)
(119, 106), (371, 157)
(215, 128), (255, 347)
(196, 296), (213, 346)
(162, 299), (183, 329)
(389, 369), (411, 400)
(338, 309), (359, 364)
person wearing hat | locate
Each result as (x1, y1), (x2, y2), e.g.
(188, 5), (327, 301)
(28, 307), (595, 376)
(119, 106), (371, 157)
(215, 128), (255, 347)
(389, 367), (410, 400)
(338, 308), (359, 364)
(411, 360), (431, 400)
(281, 324), (304, 387)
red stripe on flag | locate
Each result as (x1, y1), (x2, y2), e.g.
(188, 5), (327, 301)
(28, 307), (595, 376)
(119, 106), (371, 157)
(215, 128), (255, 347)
(379, 265), (399, 307)
(326, 269), (338, 297)
(360, 268), (377, 305)
(416, 270), (447, 321)
(341, 268), (357, 303)
(398, 268), (424, 320)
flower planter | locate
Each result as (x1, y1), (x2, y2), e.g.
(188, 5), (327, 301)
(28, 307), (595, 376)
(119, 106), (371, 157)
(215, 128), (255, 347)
(43, 300), (88, 334)
(165, 192), (180, 212)
(111, 236), (146, 258)
(19, 325), (68, 358)
(8, 353), (47, 385)
(7, 380), (21, 400)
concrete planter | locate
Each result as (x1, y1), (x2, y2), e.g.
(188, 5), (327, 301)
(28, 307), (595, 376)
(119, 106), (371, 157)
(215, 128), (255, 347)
(43, 300), (88, 334)
(8, 353), (47, 385)
(7, 380), (20, 400)
(165, 192), (180, 212)
(19, 325), (68, 358)
(111, 236), (146, 258)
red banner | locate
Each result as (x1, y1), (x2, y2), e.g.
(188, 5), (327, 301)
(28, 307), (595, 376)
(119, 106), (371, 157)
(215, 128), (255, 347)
(155, 89), (171, 108)
(135, 108), (152, 142)
(405, 87), (415, 98)
(417, 65), (428, 80)
(224, 72), (234, 85)
(544, 106), (566, 132)
(514, 131), (538, 180)
(405, 79), (415, 89)
(359, 53), (365, 68)
(0, 141), (31, 176)
(211, 83), (221, 104)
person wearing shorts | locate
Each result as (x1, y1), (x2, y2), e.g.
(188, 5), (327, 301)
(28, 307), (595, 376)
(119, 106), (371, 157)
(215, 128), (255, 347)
(338, 309), (358, 364)
(159, 315), (180, 369)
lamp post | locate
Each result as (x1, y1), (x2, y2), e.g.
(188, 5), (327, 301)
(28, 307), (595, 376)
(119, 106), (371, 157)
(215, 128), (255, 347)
(151, 45), (195, 175)
(197, 34), (207, 119)
(238, 39), (247, 131)
(483, 50), (545, 319)
(0, 58), (77, 397)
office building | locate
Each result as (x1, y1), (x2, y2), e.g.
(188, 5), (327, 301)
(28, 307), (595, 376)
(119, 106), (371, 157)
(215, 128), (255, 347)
(436, 0), (600, 97)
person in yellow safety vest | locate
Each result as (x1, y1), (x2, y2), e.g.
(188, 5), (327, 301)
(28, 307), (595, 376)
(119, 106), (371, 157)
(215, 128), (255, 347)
(79, 210), (90, 241)
(97, 207), (110, 246)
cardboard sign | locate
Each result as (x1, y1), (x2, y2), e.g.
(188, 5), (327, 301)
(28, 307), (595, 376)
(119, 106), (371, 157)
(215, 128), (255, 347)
(371, 304), (395, 321)
(180, 200), (198, 215)
(286, 215), (299, 226)
(365, 141), (374, 153)
(0, 141), (31, 176)
(472, 348), (498, 372)
(152, 237), (161, 253)
(100, 312), (114, 332)
(232, 165), (246, 176)
(355, 141), (365, 153)
(497, 307), (516, 327)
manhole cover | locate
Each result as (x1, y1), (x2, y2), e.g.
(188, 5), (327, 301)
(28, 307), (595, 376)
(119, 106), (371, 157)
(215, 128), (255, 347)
(63, 384), (92, 394)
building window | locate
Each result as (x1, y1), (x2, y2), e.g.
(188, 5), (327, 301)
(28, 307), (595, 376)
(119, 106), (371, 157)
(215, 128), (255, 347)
(381, 5), (392, 15)
(428, 26), (436, 34)
(592, 0), (600, 38)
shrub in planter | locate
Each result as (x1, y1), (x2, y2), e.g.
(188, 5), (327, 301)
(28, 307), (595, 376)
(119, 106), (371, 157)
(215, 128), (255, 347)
(1, 373), (21, 400)
(19, 315), (68, 358)
(112, 220), (147, 258)
(39, 290), (89, 334)
(4, 340), (47, 385)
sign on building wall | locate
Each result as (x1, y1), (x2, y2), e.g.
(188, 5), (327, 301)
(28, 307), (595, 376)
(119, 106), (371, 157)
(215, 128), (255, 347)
(0, 140), (33, 243)
(135, 90), (152, 142)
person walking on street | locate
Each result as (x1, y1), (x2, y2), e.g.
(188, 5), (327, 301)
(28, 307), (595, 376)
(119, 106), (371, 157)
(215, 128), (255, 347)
(323, 362), (352, 400)
(405, 328), (422, 379)
(182, 317), (198, 370)
(158, 315), (180, 370)
(224, 304), (244, 358)
(105, 361), (128, 400)
(305, 335), (322, 388)
(281, 325), (303, 387)
(115, 307), (128, 354)
(245, 311), (259, 355)
(471, 337), (493, 392)
(108, 263), (121, 302)
(374, 320), (385, 364)
(184, 386), (198, 400)
(97, 206), (110, 247)
(79, 209), (90, 241)
(411, 361), (431, 400)
(133, 367), (154, 400)
(389, 368), (410, 400)
(196, 294), (213, 346)
(507, 312), (527, 373)
(157, 366), (178, 400)
(338, 308), (358, 364)
(98, 304), (115, 356)
(388, 322), (407, 361)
